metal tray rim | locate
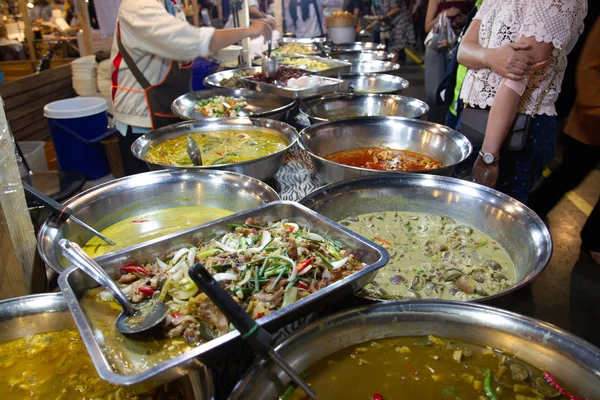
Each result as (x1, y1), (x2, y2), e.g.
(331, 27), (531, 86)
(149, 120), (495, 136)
(58, 200), (389, 386)
(240, 76), (344, 99)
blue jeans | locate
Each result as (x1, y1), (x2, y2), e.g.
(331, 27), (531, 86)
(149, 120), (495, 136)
(455, 114), (558, 204)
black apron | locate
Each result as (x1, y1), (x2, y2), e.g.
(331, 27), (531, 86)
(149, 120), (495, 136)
(116, 25), (192, 130)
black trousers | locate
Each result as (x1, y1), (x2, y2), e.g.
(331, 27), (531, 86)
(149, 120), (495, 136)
(117, 126), (150, 176)
(528, 134), (600, 251)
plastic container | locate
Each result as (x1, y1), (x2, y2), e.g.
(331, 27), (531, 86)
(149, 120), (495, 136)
(17, 141), (48, 177)
(191, 57), (220, 91)
(328, 26), (357, 44)
(44, 97), (110, 180)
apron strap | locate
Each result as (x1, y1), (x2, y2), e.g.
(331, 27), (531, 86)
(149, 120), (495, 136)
(311, 0), (325, 37)
(116, 24), (152, 90)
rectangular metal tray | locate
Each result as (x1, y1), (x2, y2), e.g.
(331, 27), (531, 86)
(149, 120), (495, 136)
(277, 55), (352, 77)
(240, 75), (343, 99)
(58, 201), (388, 386)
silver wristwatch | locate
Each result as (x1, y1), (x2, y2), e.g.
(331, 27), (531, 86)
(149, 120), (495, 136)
(479, 150), (499, 165)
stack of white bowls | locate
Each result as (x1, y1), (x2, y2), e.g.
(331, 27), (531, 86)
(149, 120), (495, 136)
(71, 56), (98, 96)
(97, 59), (112, 98)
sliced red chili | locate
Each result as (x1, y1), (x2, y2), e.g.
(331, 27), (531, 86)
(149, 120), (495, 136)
(256, 312), (265, 319)
(171, 313), (182, 319)
(407, 364), (418, 375)
(131, 219), (149, 223)
(138, 286), (155, 296)
(297, 258), (315, 272)
(543, 372), (584, 400)
(297, 282), (310, 291)
(372, 393), (384, 400)
(374, 237), (392, 247)
(120, 266), (149, 275)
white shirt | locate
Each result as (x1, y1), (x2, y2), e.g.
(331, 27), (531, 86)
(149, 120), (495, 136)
(284, 0), (340, 38)
(460, 0), (587, 116)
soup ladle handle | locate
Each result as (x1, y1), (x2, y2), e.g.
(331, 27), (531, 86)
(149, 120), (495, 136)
(59, 239), (136, 316)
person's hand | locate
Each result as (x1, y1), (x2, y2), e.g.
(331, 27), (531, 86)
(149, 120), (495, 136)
(376, 15), (384, 22)
(445, 7), (461, 17)
(484, 43), (535, 80)
(472, 156), (499, 188)
(248, 17), (275, 42)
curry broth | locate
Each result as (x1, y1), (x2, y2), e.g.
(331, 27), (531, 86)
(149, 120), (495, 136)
(83, 205), (233, 257)
(145, 130), (288, 167)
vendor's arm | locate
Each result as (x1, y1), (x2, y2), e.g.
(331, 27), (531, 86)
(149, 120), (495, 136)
(119, 1), (272, 61)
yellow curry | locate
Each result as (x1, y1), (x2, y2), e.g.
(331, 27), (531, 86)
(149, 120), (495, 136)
(145, 130), (288, 167)
(0, 330), (183, 400)
(84, 205), (233, 257)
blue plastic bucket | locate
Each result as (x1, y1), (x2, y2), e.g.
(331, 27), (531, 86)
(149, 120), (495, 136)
(44, 97), (111, 180)
(191, 57), (220, 91)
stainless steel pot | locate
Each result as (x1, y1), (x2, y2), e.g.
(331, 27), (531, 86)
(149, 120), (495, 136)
(131, 118), (298, 180)
(299, 174), (552, 302)
(329, 50), (393, 61)
(300, 93), (429, 123)
(0, 293), (214, 398)
(203, 67), (261, 89)
(346, 60), (401, 75)
(172, 88), (294, 121)
(340, 73), (409, 94)
(38, 170), (279, 272)
(230, 301), (600, 399)
(298, 116), (472, 181)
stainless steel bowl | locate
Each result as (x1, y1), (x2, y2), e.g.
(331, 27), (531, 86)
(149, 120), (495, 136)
(230, 301), (600, 399)
(299, 174), (552, 302)
(340, 74), (409, 94)
(38, 170), (279, 272)
(346, 60), (401, 75)
(329, 50), (394, 61)
(131, 118), (298, 180)
(327, 42), (386, 52)
(300, 93), (429, 123)
(0, 293), (214, 398)
(172, 88), (294, 121)
(203, 67), (261, 89)
(281, 37), (327, 44)
(298, 116), (472, 181)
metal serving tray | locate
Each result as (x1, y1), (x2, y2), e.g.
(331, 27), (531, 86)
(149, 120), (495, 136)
(203, 67), (261, 89)
(277, 55), (352, 77)
(58, 201), (389, 386)
(240, 76), (343, 99)
(281, 37), (327, 44)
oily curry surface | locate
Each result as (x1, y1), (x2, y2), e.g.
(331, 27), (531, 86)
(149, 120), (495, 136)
(325, 147), (443, 171)
(340, 212), (515, 300)
(145, 130), (288, 167)
(285, 336), (576, 400)
(0, 330), (183, 400)
(83, 205), (233, 257)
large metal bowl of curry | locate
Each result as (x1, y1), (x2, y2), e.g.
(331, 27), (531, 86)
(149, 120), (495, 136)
(298, 116), (472, 182)
(299, 174), (552, 303)
(230, 301), (600, 399)
(0, 293), (214, 398)
(131, 117), (298, 181)
(38, 169), (279, 273)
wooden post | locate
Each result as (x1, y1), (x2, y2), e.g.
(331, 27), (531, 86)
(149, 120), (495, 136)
(0, 96), (41, 299)
(17, 0), (36, 71)
(239, 0), (251, 67)
(75, 0), (93, 56)
(274, 0), (283, 35)
(191, 0), (200, 26)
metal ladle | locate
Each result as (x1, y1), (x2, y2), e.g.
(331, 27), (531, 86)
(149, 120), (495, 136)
(59, 239), (168, 335)
(188, 263), (317, 398)
(186, 135), (203, 166)
(261, 40), (279, 78)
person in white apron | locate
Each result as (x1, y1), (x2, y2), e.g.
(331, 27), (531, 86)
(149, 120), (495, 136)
(111, 0), (274, 175)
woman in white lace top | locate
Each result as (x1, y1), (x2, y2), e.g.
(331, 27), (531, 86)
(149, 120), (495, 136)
(456, 0), (587, 203)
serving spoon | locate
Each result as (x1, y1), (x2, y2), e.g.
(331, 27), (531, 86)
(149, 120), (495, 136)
(59, 239), (169, 335)
(261, 40), (279, 78)
(188, 263), (317, 399)
(186, 135), (203, 166)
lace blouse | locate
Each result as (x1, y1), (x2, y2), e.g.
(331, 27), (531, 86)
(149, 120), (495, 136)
(459, 0), (587, 116)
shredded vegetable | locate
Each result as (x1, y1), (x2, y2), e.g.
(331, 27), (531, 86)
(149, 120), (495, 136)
(194, 95), (248, 117)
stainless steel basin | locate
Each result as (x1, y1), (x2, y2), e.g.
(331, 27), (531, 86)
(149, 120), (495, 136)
(298, 116), (472, 181)
(299, 174), (552, 302)
(131, 118), (298, 181)
(230, 301), (600, 399)
(38, 170), (279, 272)
(301, 93), (429, 123)
(340, 73), (409, 94)
(346, 60), (401, 75)
(329, 50), (393, 61)
(0, 293), (214, 398)
(172, 88), (294, 120)
(327, 42), (386, 52)
(203, 67), (261, 89)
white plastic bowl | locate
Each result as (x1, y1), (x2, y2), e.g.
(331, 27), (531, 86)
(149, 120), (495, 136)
(213, 45), (242, 63)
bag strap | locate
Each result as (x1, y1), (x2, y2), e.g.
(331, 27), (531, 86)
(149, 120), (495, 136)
(116, 23), (152, 89)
